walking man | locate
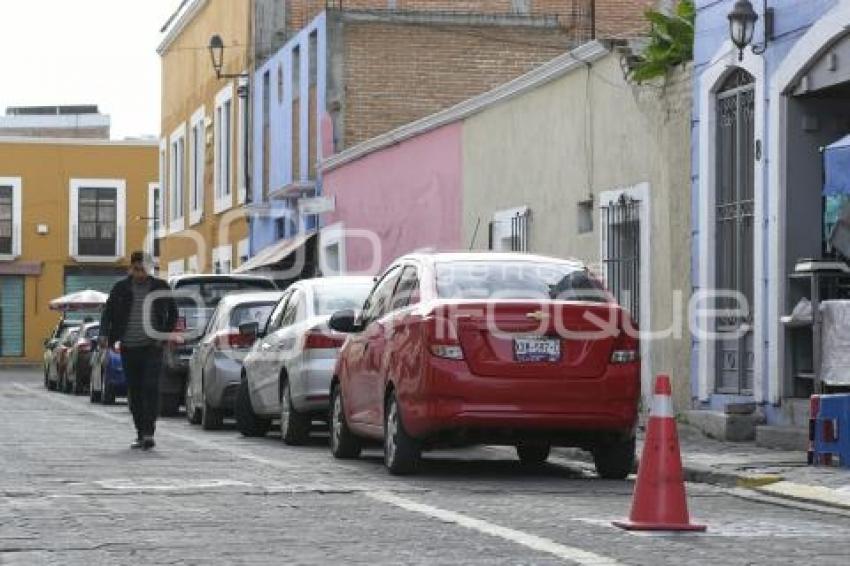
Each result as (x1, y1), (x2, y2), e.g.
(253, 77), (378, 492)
(100, 251), (178, 450)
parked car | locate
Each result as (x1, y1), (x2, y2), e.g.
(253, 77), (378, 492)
(90, 339), (126, 405)
(186, 291), (283, 429)
(43, 319), (79, 390)
(237, 277), (374, 442)
(160, 274), (278, 416)
(327, 252), (640, 477)
(66, 322), (100, 395)
(52, 326), (81, 394)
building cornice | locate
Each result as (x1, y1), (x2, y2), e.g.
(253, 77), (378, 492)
(322, 40), (609, 172)
(157, 0), (209, 56)
(0, 137), (159, 147)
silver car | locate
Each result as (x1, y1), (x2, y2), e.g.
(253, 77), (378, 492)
(186, 291), (283, 430)
(238, 277), (373, 443)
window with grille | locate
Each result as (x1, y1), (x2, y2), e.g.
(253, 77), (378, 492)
(601, 194), (641, 321)
(488, 208), (530, 252)
(0, 186), (12, 255)
(78, 187), (117, 257)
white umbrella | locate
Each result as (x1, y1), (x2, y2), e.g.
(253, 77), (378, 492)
(49, 290), (109, 312)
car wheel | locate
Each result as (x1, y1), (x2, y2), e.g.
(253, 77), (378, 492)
(201, 383), (224, 431)
(159, 393), (180, 417)
(329, 384), (361, 459)
(235, 380), (270, 438)
(186, 380), (201, 425)
(384, 391), (420, 476)
(592, 436), (636, 480)
(516, 442), (551, 466)
(280, 380), (310, 446)
(47, 366), (57, 391)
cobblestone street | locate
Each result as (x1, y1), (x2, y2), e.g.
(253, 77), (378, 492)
(1, 368), (850, 565)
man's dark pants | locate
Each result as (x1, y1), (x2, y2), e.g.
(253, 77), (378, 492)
(121, 345), (163, 439)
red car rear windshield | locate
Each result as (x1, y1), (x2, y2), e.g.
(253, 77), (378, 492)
(435, 261), (607, 302)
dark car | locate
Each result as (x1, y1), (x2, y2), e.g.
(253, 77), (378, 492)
(159, 274), (277, 415)
(53, 326), (81, 394)
(66, 322), (100, 395)
(90, 339), (127, 405)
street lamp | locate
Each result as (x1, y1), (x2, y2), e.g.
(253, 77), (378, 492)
(728, 0), (774, 61)
(208, 34), (225, 78)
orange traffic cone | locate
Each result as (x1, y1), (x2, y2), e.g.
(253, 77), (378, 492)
(613, 374), (706, 532)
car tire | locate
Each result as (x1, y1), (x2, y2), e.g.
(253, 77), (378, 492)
(384, 391), (420, 476)
(592, 436), (636, 480)
(235, 380), (270, 438)
(185, 381), (201, 425)
(159, 393), (180, 417)
(201, 385), (224, 431)
(280, 380), (310, 446)
(516, 442), (551, 465)
(329, 384), (361, 459)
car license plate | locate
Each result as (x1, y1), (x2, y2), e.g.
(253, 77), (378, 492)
(513, 337), (561, 363)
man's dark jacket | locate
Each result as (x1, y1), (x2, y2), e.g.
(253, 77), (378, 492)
(100, 276), (178, 347)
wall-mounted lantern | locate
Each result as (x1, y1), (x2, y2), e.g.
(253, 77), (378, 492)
(728, 0), (774, 61)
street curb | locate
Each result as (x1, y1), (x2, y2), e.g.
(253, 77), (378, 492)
(753, 481), (850, 511)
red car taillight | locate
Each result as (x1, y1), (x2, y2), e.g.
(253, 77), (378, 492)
(427, 313), (465, 360)
(174, 316), (187, 332)
(214, 330), (255, 351)
(610, 316), (639, 364)
(76, 339), (91, 353)
(304, 329), (346, 350)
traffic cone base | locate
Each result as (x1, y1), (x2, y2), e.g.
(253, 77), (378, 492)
(613, 375), (707, 533)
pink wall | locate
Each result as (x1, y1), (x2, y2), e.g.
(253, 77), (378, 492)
(323, 122), (463, 274)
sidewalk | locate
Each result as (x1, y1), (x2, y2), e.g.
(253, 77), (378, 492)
(557, 423), (850, 512)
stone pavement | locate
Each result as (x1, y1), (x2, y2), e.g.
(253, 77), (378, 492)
(4, 368), (850, 565)
(558, 421), (850, 511)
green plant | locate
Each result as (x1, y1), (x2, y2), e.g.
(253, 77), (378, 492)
(629, 0), (695, 84)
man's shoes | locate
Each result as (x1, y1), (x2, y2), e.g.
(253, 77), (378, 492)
(142, 436), (156, 450)
(130, 438), (144, 450)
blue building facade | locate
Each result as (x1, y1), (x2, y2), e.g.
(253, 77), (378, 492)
(692, 0), (850, 424)
(249, 12), (327, 258)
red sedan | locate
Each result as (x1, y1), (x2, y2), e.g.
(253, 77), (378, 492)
(328, 252), (640, 477)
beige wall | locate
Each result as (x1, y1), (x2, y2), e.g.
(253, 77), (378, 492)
(0, 140), (158, 362)
(159, 0), (251, 273)
(462, 53), (693, 410)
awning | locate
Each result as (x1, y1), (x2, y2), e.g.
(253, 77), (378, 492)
(0, 261), (42, 276)
(234, 231), (317, 274)
(824, 134), (850, 196)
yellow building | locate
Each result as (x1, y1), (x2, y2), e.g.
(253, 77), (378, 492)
(0, 137), (159, 363)
(157, 0), (252, 277)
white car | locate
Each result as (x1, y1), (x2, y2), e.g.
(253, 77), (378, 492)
(237, 276), (374, 443)
(186, 291), (283, 430)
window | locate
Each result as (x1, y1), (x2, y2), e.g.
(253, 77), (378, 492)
(714, 68), (756, 395)
(280, 290), (303, 327)
(391, 266), (420, 310)
(237, 238), (250, 267)
(212, 245), (233, 275)
(601, 194), (642, 319)
(147, 183), (161, 259)
(488, 207), (530, 252)
(237, 81), (247, 205)
(215, 84), (234, 213)
(262, 70), (271, 203)
(265, 291), (292, 334)
(169, 124), (186, 231)
(168, 258), (185, 278)
(159, 139), (167, 232)
(70, 179), (126, 260)
(361, 267), (401, 325)
(0, 178), (21, 258)
(189, 108), (205, 225)
(314, 282), (373, 316)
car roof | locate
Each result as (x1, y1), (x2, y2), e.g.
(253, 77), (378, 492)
(216, 291), (284, 308)
(395, 251), (587, 269)
(168, 273), (275, 286)
(293, 276), (375, 289)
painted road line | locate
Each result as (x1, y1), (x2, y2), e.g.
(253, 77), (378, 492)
(366, 491), (624, 566)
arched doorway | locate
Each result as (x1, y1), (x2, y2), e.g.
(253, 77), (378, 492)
(715, 68), (756, 395)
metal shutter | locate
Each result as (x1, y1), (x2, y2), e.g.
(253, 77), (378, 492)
(0, 276), (24, 356)
(63, 273), (124, 321)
